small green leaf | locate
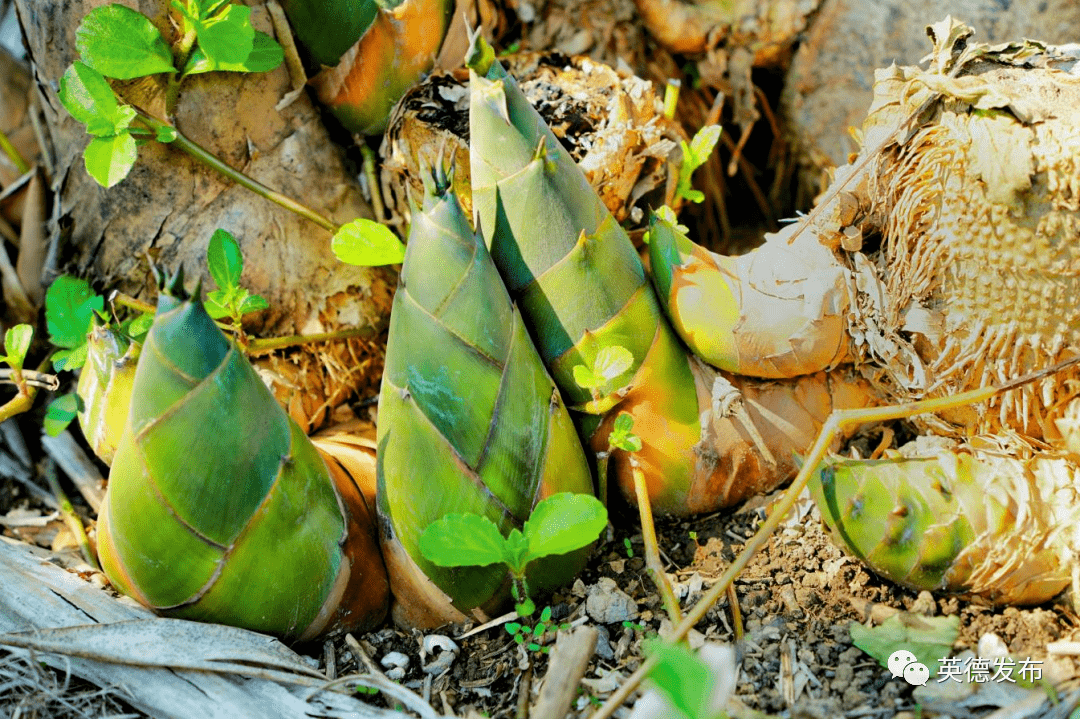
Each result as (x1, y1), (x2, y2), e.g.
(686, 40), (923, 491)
(644, 639), (716, 719)
(572, 363), (602, 390)
(44, 393), (83, 437)
(681, 187), (705, 204)
(689, 125), (721, 167)
(849, 612), (959, 677)
(503, 528), (530, 573)
(522, 493), (606, 564)
(84, 132), (138, 188)
(675, 125), (720, 204)
(204, 291), (231, 319)
(184, 32), (283, 75)
(609, 412), (642, 452)
(46, 276), (104, 350)
(126, 312), (155, 342)
(52, 344), (90, 373)
(2, 325), (33, 372)
(594, 345), (633, 384)
(540, 606), (552, 623)
(506, 622), (522, 635)
(332, 219), (406, 266)
(194, 3), (255, 66)
(419, 513), (508, 568)
(59, 62), (136, 137)
(237, 294), (269, 316)
(207, 228), (243, 290)
(76, 4), (176, 79)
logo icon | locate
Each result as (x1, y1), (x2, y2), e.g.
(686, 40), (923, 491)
(888, 649), (930, 686)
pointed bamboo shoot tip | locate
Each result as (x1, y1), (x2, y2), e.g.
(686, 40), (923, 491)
(162, 266), (188, 300)
(465, 27), (495, 76)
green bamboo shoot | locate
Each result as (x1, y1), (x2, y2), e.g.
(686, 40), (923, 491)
(375, 165), (596, 628)
(97, 273), (388, 640)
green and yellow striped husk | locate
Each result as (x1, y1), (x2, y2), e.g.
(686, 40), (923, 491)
(77, 324), (139, 466)
(97, 275), (388, 640)
(290, 0), (454, 135)
(376, 167), (595, 629)
(466, 39), (761, 514)
(279, 0), (379, 67)
(810, 446), (1080, 605)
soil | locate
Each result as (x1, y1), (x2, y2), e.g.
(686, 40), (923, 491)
(4, 418), (1079, 718)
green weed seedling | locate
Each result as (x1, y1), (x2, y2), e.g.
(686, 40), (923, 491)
(623, 537), (635, 558)
(674, 125), (722, 204)
(419, 492), (607, 618)
(505, 605), (571, 654)
(204, 228), (269, 343)
(59, 2), (283, 188)
(573, 345), (634, 404)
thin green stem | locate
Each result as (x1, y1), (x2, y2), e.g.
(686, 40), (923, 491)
(0, 127), (29, 175)
(0, 355), (52, 425)
(110, 291), (155, 315)
(45, 460), (100, 571)
(166, 22), (198, 114)
(246, 322), (386, 355)
(595, 451), (609, 507)
(110, 290), (387, 355)
(132, 111), (339, 233)
(360, 144), (385, 222)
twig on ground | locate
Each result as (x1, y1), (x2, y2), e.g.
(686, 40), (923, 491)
(531, 626), (597, 719)
(40, 431), (105, 513)
(43, 459), (99, 571)
(630, 458), (682, 626)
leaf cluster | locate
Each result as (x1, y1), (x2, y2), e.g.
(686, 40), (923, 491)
(42, 275), (152, 437)
(505, 606), (570, 654)
(608, 412), (641, 453)
(419, 493), (607, 576)
(204, 229), (269, 324)
(46, 276), (105, 373)
(172, 0), (283, 75)
(58, 2), (282, 187)
(675, 125), (722, 204)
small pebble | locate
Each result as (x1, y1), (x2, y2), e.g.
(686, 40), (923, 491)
(595, 625), (615, 661)
(586, 577), (638, 624)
